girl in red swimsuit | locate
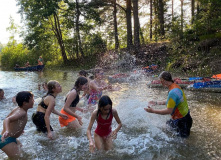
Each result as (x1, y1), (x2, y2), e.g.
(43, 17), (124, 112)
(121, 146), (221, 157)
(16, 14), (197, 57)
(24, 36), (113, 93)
(87, 95), (122, 153)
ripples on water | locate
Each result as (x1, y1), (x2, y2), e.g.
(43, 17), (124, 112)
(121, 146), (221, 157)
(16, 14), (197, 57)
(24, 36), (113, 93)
(0, 70), (221, 160)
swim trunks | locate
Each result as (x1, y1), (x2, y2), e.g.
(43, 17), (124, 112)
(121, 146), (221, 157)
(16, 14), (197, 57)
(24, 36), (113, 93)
(0, 135), (17, 149)
(59, 108), (76, 127)
(32, 112), (53, 133)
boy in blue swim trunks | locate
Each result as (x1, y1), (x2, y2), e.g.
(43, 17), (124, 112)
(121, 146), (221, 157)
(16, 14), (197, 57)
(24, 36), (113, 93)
(0, 91), (34, 158)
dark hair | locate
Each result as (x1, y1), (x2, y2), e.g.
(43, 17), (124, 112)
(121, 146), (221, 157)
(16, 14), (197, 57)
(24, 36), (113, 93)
(74, 77), (88, 91)
(97, 95), (112, 119)
(79, 70), (88, 77)
(0, 89), (3, 92)
(16, 91), (33, 107)
(159, 71), (174, 83)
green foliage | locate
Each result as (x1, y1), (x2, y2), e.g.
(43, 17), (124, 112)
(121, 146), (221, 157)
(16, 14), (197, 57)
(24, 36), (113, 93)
(1, 43), (30, 69)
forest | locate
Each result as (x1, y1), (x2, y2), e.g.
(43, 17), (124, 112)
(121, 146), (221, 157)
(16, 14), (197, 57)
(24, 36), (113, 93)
(0, 0), (220, 75)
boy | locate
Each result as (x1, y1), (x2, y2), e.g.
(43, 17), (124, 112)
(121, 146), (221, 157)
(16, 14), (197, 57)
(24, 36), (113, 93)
(0, 91), (34, 158)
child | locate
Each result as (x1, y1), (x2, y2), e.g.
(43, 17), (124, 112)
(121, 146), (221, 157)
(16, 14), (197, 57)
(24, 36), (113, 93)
(0, 91), (34, 158)
(32, 80), (68, 139)
(0, 89), (6, 100)
(87, 95), (122, 153)
(88, 68), (111, 106)
(59, 77), (88, 129)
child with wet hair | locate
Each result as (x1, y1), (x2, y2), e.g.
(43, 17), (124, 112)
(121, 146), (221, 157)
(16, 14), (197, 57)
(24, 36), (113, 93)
(32, 80), (68, 139)
(0, 91), (34, 159)
(87, 95), (122, 153)
(59, 76), (89, 129)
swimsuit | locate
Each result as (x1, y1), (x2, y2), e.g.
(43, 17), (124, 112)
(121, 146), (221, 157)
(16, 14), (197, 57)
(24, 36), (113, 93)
(88, 89), (102, 105)
(32, 111), (53, 133)
(59, 89), (80, 127)
(166, 83), (192, 137)
(95, 111), (113, 138)
(0, 135), (17, 149)
(32, 94), (55, 133)
(39, 94), (55, 109)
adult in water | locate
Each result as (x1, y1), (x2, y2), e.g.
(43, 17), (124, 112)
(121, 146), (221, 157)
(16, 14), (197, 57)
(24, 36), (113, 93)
(144, 71), (193, 138)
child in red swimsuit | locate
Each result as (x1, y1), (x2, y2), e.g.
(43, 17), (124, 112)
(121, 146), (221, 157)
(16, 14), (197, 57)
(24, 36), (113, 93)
(87, 95), (122, 153)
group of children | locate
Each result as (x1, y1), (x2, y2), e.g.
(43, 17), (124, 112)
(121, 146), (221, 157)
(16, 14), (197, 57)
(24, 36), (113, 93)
(0, 68), (122, 159)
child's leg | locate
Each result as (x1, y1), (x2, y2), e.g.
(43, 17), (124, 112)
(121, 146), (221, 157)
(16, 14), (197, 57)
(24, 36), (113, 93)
(1, 141), (21, 158)
(67, 120), (82, 129)
(103, 136), (113, 151)
(94, 133), (105, 150)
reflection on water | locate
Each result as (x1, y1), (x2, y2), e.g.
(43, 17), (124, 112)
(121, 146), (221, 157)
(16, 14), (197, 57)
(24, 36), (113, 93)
(0, 70), (221, 160)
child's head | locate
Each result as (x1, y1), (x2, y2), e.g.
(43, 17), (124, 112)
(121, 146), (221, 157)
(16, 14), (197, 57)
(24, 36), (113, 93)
(16, 91), (34, 107)
(75, 77), (88, 91)
(79, 70), (88, 77)
(94, 68), (104, 79)
(0, 89), (5, 100)
(98, 95), (112, 114)
(47, 80), (62, 95)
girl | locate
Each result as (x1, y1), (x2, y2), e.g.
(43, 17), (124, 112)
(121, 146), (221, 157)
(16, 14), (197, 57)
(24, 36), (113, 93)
(88, 68), (111, 106)
(32, 80), (68, 139)
(87, 95), (122, 153)
(59, 77), (88, 129)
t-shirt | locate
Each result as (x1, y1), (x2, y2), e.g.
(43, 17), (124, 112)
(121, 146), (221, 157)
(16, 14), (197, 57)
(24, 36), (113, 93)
(166, 83), (189, 120)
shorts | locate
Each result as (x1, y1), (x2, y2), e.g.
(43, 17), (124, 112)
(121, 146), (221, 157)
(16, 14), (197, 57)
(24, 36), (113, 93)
(0, 135), (17, 149)
(167, 111), (193, 138)
(59, 108), (76, 127)
(32, 112), (53, 133)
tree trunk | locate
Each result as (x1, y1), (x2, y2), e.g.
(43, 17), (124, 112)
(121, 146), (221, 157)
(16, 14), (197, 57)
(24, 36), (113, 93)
(113, 0), (119, 50)
(126, 0), (133, 49)
(158, 0), (165, 37)
(132, 0), (140, 50)
(172, 0), (174, 20)
(53, 13), (68, 63)
(150, 0), (153, 40)
(76, 0), (84, 57)
(181, 0), (184, 39)
(154, 0), (158, 42)
(191, 0), (195, 24)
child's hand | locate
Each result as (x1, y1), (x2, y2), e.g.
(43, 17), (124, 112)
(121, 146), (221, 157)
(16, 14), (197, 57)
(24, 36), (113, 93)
(144, 106), (154, 113)
(111, 130), (117, 139)
(77, 117), (83, 126)
(148, 101), (157, 106)
(61, 114), (68, 120)
(1, 131), (9, 142)
(47, 131), (53, 140)
(89, 141), (95, 153)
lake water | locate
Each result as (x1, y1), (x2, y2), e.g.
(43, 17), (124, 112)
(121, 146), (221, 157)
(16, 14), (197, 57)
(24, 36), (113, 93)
(0, 69), (221, 160)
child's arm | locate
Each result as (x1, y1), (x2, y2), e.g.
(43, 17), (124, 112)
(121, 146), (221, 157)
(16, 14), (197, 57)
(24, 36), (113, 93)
(52, 109), (68, 119)
(1, 110), (26, 141)
(63, 91), (83, 125)
(112, 109), (122, 139)
(44, 97), (55, 139)
(87, 111), (97, 153)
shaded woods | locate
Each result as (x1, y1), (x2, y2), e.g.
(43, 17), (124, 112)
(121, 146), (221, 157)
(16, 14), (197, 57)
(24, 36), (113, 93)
(0, 0), (221, 74)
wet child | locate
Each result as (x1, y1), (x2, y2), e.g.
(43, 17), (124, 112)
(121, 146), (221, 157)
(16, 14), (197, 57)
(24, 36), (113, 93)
(87, 95), (122, 153)
(59, 77), (88, 129)
(88, 68), (112, 107)
(32, 80), (68, 139)
(0, 89), (6, 101)
(0, 91), (34, 159)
